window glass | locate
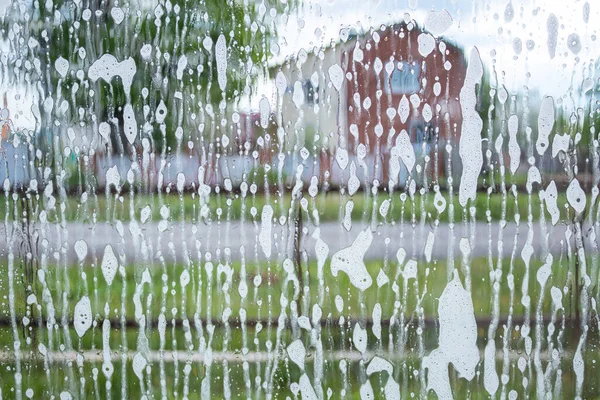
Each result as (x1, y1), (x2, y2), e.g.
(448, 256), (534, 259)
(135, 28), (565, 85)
(387, 62), (421, 95)
(0, 0), (598, 399)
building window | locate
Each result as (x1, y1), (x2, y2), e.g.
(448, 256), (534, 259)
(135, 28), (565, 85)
(304, 80), (318, 104)
(386, 61), (421, 95)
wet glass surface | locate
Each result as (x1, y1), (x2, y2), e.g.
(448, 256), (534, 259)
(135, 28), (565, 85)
(0, 0), (599, 398)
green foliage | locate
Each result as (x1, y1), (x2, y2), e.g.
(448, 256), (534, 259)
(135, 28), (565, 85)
(7, 0), (296, 152)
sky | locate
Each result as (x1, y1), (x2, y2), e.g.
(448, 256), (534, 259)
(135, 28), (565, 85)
(259, 0), (599, 106)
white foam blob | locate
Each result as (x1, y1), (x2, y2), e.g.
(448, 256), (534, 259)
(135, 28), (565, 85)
(331, 229), (373, 291)
(101, 244), (118, 286)
(423, 273), (479, 399)
(74, 296), (92, 338)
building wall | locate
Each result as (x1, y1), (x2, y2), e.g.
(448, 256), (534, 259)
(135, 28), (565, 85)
(275, 43), (352, 155)
(271, 22), (467, 187)
(345, 23), (466, 147)
(344, 23), (467, 184)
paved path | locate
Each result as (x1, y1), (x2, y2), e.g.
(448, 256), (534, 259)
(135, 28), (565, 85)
(0, 347), (565, 364)
(0, 219), (595, 264)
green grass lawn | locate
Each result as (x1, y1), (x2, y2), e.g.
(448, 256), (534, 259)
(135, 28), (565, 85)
(0, 255), (586, 340)
(0, 189), (584, 225)
(2, 352), (596, 399)
(0, 254), (597, 399)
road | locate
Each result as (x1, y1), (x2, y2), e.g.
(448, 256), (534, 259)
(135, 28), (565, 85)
(0, 219), (595, 265)
(0, 347), (564, 364)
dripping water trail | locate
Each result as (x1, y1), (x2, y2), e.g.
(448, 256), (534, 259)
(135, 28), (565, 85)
(295, 200), (303, 315)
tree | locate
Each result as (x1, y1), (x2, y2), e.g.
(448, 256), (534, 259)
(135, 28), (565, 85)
(3, 0), (294, 156)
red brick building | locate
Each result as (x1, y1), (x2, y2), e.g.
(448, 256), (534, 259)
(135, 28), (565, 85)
(341, 22), (467, 183)
(347, 25), (465, 141)
(275, 21), (468, 186)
